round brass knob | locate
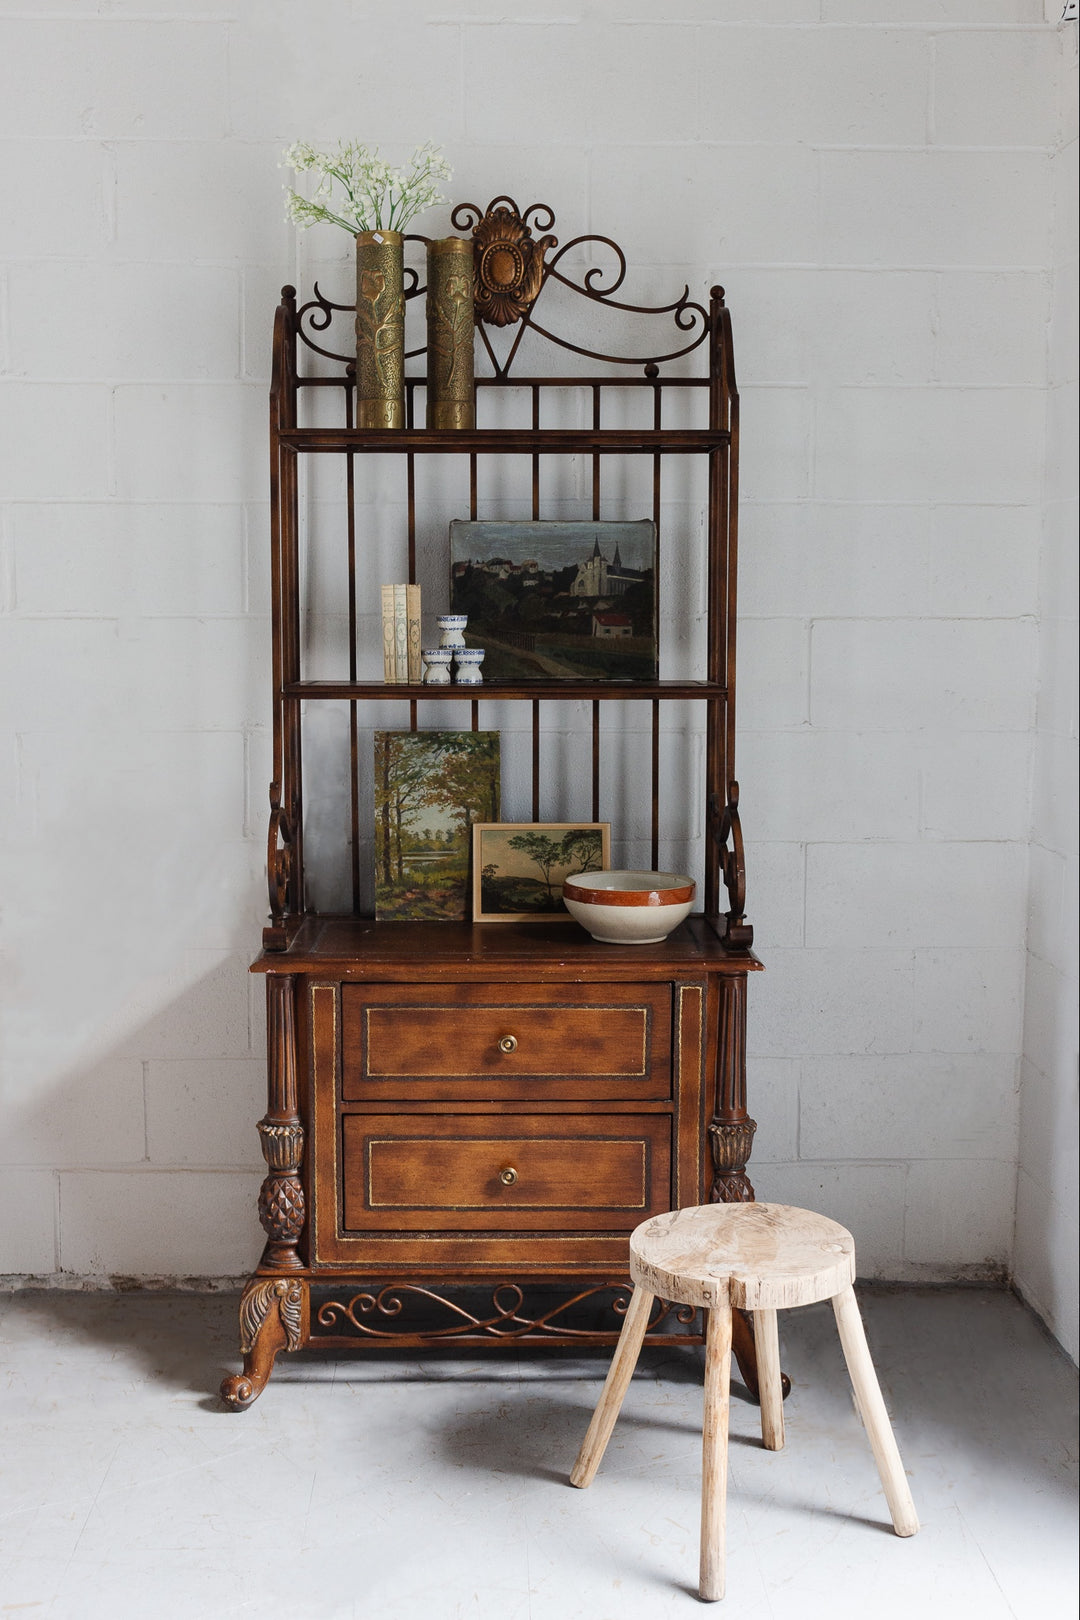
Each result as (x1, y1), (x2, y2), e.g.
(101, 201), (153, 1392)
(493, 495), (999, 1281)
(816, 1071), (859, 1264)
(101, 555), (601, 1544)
(499, 1167), (518, 1186)
(498, 1034), (518, 1054)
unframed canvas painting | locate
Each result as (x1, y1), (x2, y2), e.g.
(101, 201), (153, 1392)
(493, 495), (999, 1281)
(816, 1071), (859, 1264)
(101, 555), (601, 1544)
(449, 520), (657, 681)
(374, 730), (500, 921)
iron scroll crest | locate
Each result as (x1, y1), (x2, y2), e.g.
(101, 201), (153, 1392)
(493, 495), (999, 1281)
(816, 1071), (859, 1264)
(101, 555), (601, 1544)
(293, 195), (712, 378)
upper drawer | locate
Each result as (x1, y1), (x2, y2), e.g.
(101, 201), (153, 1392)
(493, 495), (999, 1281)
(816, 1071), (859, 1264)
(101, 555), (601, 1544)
(340, 982), (671, 1100)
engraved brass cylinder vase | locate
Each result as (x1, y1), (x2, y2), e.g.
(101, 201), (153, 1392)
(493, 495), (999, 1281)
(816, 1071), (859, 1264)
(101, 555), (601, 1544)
(355, 229), (405, 430)
(426, 236), (475, 431)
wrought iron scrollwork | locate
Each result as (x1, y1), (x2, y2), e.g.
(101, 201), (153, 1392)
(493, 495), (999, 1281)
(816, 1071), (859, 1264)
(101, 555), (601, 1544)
(290, 195), (712, 378)
(314, 1283), (700, 1342)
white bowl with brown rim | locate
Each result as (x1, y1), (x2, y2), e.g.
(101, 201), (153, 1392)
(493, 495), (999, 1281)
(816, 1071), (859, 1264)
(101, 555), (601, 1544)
(562, 870), (696, 944)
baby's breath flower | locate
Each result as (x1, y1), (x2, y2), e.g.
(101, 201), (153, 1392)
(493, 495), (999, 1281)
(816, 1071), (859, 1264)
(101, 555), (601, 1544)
(281, 139), (452, 234)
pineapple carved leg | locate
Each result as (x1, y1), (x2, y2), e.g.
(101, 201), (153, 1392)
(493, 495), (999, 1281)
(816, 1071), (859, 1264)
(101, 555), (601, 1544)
(220, 1277), (309, 1409)
(220, 974), (310, 1409)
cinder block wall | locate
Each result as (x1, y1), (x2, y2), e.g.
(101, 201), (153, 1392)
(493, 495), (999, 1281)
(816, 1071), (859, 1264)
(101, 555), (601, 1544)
(0, 3), (1075, 1337)
(1014, 18), (1079, 1362)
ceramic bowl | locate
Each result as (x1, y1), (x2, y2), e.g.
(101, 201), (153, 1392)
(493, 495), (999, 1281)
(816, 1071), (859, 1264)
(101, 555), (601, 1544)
(562, 870), (696, 944)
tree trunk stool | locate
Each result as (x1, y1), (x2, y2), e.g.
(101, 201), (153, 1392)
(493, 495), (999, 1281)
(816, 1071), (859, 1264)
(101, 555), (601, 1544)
(569, 1202), (919, 1602)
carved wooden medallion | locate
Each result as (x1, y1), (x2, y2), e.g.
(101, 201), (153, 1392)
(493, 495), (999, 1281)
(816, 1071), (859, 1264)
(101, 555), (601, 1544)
(472, 204), (557, 327)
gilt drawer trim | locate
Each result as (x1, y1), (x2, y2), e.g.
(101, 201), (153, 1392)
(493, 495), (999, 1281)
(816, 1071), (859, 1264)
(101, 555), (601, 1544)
(364, 1135), (649, 1210)
(362, 1002), (650, 1078)
(340, 981), (672, 1102)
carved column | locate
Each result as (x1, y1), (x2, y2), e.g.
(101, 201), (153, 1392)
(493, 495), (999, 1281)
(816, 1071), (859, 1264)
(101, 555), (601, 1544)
(709, 972), (757, 1204)
(257, 974), (306, 1271)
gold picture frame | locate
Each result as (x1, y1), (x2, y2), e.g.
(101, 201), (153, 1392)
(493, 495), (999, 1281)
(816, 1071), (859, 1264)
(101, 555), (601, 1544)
(471, 821), (611, 923)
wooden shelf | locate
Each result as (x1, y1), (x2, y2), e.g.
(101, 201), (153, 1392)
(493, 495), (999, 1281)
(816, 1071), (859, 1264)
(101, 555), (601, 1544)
(255, 915), (763, 973)
(283, 679), (728, 702)
(277, 427), (728, 455)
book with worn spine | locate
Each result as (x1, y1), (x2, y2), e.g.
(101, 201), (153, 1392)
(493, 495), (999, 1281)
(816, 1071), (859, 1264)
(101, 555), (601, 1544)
(393, 584), (409, 684)
(381, 584), (397, 682)
(406, 583), (422, 684)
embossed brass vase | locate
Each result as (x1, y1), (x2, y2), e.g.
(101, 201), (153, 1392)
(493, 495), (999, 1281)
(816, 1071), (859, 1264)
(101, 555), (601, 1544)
(426, 236), (475, 431)
(355, 228), (405, 430)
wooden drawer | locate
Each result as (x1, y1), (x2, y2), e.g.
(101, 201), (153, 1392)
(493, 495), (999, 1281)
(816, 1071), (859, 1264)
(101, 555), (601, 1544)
(340, 982), (671, 1100)
(340, 1113), (671, 1232)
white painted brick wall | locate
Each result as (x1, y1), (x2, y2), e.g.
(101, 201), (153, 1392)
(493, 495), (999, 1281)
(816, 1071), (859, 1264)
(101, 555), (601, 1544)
(0, 3), (1075, 1319)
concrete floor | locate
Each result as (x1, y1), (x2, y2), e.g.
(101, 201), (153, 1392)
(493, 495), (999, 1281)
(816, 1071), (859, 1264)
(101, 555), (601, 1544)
(0, 1286), (1076, 1620)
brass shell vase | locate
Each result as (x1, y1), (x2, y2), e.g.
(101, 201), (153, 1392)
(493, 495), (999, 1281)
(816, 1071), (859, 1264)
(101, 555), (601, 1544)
(355, 229), (405, 430)
(426, 237), (475, 431)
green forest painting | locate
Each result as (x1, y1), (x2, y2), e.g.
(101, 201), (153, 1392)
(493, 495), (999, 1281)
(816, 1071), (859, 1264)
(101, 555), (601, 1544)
(373, 730), (500, 921)
(473, 822), (610, 922)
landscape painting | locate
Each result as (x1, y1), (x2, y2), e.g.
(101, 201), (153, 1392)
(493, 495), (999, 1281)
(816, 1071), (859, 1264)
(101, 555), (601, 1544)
(472, 822), (611, 923)
(374, 731), (500, 921)
(449, 520), (657, 681)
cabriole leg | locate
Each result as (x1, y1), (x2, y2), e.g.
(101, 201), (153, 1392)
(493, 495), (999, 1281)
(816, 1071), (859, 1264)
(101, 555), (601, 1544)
(220, 1277), (309, 1410)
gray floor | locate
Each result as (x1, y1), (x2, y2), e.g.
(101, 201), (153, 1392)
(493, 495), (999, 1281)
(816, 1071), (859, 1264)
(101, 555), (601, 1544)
(0, 1287), (1076, 1619)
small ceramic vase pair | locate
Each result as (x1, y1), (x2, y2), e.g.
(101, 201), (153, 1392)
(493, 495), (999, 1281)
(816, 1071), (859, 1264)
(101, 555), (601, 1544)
(421, 646), (485, 685)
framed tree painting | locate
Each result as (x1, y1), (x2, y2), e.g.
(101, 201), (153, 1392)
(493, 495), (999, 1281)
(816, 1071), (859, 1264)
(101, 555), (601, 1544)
(472, 821), (611, 923)
(449, 519), (657, 681)
(374, 731), (500, 921)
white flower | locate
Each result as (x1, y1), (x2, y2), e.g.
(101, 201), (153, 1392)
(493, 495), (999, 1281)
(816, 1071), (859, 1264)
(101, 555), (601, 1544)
(281, 139), (451, 235)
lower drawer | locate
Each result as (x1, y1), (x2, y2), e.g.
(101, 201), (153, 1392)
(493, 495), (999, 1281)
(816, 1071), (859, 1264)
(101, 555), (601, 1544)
(340, 1113), (671, 1233)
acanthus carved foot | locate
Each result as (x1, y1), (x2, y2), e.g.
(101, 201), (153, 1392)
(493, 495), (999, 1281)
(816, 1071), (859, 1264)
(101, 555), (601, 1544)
(709, 1117), (757, 1204)
(219, 1276), (309, 1410)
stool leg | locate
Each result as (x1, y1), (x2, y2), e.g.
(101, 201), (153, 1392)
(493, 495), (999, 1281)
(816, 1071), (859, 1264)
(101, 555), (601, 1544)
(831, 1285), (919, 1538)
(699, 1299), (733, 1602)
(570, 1285), (653, 1489)
(753, 1309), (784, 1451)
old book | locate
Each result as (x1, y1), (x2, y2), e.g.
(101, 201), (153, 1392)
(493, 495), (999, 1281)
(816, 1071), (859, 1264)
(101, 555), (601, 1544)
(406, 583), (422, 684)
(393, 583), (409, 683)
(381, 584), (397, 682)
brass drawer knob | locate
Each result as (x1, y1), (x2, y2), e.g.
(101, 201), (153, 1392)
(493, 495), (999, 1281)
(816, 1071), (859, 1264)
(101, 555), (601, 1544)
(499, 1167), (518, 1186)
(498, 1034), (518, 1054)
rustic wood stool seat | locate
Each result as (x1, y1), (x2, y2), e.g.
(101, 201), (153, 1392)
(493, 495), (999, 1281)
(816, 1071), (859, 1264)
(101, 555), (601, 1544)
(570, 1202), (919, 1601)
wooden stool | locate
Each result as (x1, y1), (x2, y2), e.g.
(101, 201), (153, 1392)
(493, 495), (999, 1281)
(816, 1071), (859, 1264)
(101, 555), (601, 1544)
(570, 1203), (919, 1601)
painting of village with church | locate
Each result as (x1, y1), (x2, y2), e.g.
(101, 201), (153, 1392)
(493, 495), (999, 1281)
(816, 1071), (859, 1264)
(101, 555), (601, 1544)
(448, 519), (658, 681)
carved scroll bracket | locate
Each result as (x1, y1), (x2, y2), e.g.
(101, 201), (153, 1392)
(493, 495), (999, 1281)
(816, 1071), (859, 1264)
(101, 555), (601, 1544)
(719, 781), (753, 950)
(266, 780), (294, 928)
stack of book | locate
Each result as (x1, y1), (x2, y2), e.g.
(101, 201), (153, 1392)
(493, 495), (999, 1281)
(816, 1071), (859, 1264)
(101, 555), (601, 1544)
(380, 584), (422, 684)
